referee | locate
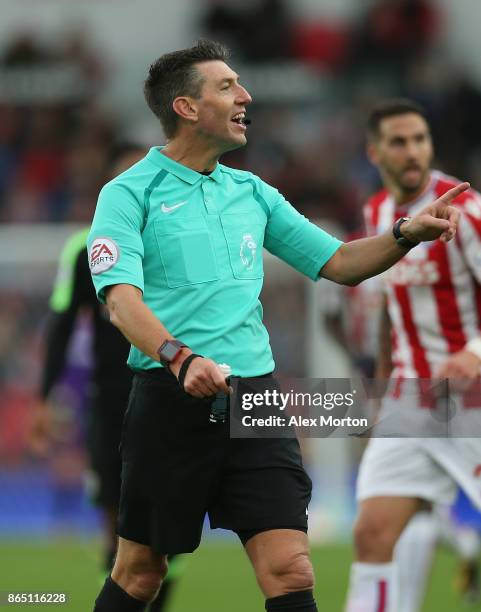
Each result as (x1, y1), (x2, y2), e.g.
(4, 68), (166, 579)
(89, 40), (465, 612)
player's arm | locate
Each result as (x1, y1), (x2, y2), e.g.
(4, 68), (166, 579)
(320, 182), (467, 285)
(40, 309), (77, 400)
(31, 242), (88, 455)
(40, 244), (89, 400)
(32, 306), (78, 455)
(375, 294), (392, 380)
(104, 284), (229, 398)
(358, 294), (392, 422)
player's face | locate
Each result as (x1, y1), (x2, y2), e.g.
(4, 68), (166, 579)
(192, 61), (252, 152)
(369, 113), (433, 194)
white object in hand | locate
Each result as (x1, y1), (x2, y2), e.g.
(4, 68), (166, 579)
(217, 363), (232, 378)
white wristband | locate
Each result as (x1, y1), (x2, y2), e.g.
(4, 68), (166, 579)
(465, 338), (481, 361)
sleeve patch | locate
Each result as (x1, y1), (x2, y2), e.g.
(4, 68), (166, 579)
(89, 237), (120, 274)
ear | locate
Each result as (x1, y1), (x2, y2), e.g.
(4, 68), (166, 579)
(172, 97), (198, 124)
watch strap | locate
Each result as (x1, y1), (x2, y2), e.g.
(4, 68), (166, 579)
(392, 217), (419, 249)
(178, 354), (203, 389)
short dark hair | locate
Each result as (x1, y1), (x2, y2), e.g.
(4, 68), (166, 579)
(367, 98), (428, 141)
(144, 39), (230, 138)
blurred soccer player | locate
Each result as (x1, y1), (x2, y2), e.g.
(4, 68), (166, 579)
(345, 99), (481, 612)
(319, 222), (480, 611)
(31, 144), (182, 611)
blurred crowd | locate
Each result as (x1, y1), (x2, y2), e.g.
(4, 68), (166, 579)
(0, 29), (115, 224)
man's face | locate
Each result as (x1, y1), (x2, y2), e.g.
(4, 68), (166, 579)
(190, 60), (252, 152)
(369, 113), (433, 194)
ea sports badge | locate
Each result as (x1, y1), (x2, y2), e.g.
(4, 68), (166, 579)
(89, 237), (119, 274)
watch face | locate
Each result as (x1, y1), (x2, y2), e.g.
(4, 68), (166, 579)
(162, 343), (180, 362)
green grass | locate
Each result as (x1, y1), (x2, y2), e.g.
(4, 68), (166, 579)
(0, 537), (470, 611)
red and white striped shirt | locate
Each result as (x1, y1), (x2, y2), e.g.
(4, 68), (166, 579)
(364, 170), (481, 379)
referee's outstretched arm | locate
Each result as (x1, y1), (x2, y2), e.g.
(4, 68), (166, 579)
(320, 181), (465, 286)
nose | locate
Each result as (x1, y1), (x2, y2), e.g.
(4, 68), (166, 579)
(405, 141), (420, 160)
(237, 85), (252, 105)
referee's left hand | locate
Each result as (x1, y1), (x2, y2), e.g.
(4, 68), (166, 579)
(171, 354), (230, 398)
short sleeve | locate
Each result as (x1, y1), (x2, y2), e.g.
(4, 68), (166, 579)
(87, 182), (145, 303)
(260, 182), (343, 280)
(457, 203), (481, 284)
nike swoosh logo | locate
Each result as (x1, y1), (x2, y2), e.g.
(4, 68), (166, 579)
(161, 201), (188, 213)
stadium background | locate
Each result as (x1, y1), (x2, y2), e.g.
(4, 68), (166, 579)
(0, 0), (480, 609)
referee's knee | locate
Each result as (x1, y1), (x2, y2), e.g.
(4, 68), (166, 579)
(128, 570), (165, 602)
(113, 557), (168, 602)
(266, 551), (315, 593)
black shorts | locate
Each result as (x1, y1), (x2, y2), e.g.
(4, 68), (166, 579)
(86, 381), (132, 507)
(118, 370), (312, 554)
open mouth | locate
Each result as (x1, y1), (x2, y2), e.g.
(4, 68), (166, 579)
(231, 112), (247, 126)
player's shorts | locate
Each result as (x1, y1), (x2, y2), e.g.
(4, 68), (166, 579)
(357, 436), (481, 510)
(117, 370), (312, 554)
(85, 379), (132, 507)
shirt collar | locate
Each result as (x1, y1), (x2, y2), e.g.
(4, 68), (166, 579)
(146, 147), (223, 184)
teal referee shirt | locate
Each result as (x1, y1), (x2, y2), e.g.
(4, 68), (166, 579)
(88, 147), (342, 376)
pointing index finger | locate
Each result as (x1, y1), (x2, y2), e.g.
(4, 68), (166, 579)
(436, 182), (470, 205)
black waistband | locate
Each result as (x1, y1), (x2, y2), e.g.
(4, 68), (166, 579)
(134, 368), (273, 381)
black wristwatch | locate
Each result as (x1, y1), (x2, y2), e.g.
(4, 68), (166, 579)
(157, 339), (188, 369)
(392, 216), (419, 249)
